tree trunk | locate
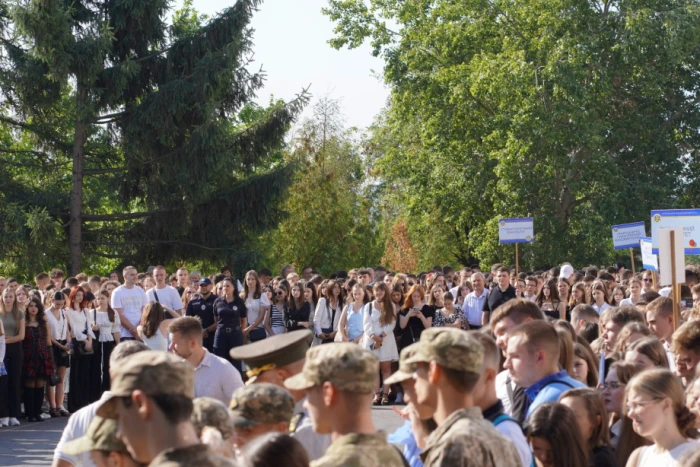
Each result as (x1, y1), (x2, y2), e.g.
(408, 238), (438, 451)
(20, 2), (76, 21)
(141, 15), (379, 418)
(69, 87), (87, 276)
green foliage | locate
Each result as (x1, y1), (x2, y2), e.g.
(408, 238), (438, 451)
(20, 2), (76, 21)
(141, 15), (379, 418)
(328, 0), (700, 269)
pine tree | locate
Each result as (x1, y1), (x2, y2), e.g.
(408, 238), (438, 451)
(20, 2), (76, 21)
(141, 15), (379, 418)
(0, 0), (307, 275)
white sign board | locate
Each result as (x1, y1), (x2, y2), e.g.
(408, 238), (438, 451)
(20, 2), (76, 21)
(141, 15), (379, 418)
(498, 218), (534, 244)
(639, 237), (658, 271)
(651, 209), (700, 254)
(659, 227), (685, 286)
(611, 221), (646, 250)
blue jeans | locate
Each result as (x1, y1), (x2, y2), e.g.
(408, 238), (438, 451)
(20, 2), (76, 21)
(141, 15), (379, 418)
(214, 326), (243, 372)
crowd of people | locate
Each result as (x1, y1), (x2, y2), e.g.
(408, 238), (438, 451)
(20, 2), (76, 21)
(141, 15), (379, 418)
(0, 261), (699, 466)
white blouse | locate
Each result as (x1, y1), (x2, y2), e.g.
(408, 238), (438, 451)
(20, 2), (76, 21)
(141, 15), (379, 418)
(313, 297), (342, 335)
(94, 310), (121, 342)
(362, 301), (396, 338)
(45, 307), (69, 341)
(66, 308), (96, 341)
(245, 294), (270, 329)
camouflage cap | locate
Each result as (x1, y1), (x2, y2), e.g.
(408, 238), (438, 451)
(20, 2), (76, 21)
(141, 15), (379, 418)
(228, 383), (295, 428)
(384, 343), (420, 385)
(283, 343), (379, 393)
(229, 330), (312, 384)
(97, 351), (194, 419)
(403, 327), (484, 373)
(63, 416), (127, 455)
(192, 397), (234, 439)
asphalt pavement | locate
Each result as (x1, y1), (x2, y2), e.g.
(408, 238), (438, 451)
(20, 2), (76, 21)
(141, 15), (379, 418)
(0, 406), (405, 466)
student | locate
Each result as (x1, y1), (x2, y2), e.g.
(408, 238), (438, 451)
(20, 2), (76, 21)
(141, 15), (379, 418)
(535, 278), (566, 320)
(363, 282), (398, 406)
(526, 403), (589, 467)
(313, 279), (343, 345)
(282, 343), (407, 466)
(482, 267), (516, 325)
(432, 292), (466, 329)
(625, 336), (670, 370)
(110, 266), (147, 341)
(620, 279), (643, 306)
(399, 284), (434, 348)
(285, 282), (310, 334)
(571, 304), (600, 334)
(66, 285), (96, 413)
(335, 283), (367, 344)
(22, 297), (54, 422)
(0, 286), (25, 426)
(504, 321), (586, 419)
(591, 284), (612, 315)
(400, 328), (521, 466)
(625, 369), (699, 466)
(570, 282), (589, 307)
(137, 302), (175, 352)
(611, 286), (627, 307)
(45, 291), (71, 418)
(560, 389), (618, 467)
(613, 322), (652, 353)
(240, 271), (270, 343)
(93, 289), (120, 391)
(646, 297), (677, 370)
(671, 320), (700, 384)
(573, 342), (600, 388)
(602, 306), (645, 353)
(471, 332), (534, 467)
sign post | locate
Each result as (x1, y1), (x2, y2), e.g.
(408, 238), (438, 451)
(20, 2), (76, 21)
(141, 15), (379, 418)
(498, 218), (534, 276)
(611, 222), (646, 272)
(659, 227), (685, 330)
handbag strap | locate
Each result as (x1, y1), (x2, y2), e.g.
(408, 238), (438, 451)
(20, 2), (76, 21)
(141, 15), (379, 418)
(59, 309), (66, 340)
(153, 289), (160, 303)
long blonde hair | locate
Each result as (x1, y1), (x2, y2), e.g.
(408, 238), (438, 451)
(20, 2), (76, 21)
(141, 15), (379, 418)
(373, 282), (395, 326)
(0, 288), (20, 331)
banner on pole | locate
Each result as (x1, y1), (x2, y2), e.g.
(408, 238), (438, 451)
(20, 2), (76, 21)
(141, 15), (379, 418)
(611, 221), (646, 250)
(651, 209), (700, 254)
(498, 218), (534, 244)
(639, 237), (658, 271)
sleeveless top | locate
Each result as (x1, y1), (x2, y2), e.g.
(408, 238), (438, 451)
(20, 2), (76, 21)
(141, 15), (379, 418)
(635, 441), (698, 467)
(138, 325), (168, 351)
(346, 304), (364, 339)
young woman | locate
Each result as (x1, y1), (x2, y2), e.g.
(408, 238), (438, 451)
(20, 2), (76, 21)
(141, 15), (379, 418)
(432, 292), (466, 329)
(514, 278), (526, 298)
(286, 282), (311, 333)
(455, 282), (471, 308)
(66, 285), (95, 413)
(613, 322), (653, 353)
(391, 273), (409, 294)
(262, 284), (274, 305)
(620, 279), (643, 306)
(570, 282), (589, 308)
(181, 285), (199, 308)
(241, 271), (270, 343)
(303, 281), (319, 326)
(266, 281), (288, 338)
(15, 287), (29, 313)
(591, 284), (612, 315)
(557, 278), (572, 320)
(137, 302), (174, 352)
(610, 286), (626, 307)
(313, 280), (343, 346)
(573, 342), (599, 388)
(559, 389), (617, 467)
(22, 297), (54, 422)
(336, 283), (368, 344)
(625, 369), (698, 466)
(93, 289), (120, 391)
(0, 287), (25, 426)
(362, 282), (398, 406)
(625, 337), (670, 370)
(526, 403), (589, 467)
(45, 291), (70, 417)
(536, 278), (566, 320)
(426, 284), (445, 316)
(213, 277), (248, 371)
(399, 284), (433, 349)
(602, 361), (648, 466)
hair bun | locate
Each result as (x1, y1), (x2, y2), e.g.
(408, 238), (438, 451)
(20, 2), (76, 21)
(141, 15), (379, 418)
(676, 406), (698, 437)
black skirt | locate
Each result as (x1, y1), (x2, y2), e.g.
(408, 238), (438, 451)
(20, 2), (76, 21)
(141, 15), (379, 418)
(52, 340), (70, 368)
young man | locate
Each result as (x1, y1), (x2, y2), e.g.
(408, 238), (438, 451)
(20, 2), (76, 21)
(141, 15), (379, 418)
(175, 267), (189, 295)
(671, 320), (700, 383)
(570, 304), (600, 334)
(62, 416), (140, 467)
(230, 330), (331, 461)
(147, 265), (184, 317)
(403, 328), (520, 466)
(471, 332), (532, 467)
(35, 272), (50, 292)
(602, 306), (644, 352)
(185, 278), (217, 352)
(50, 268), (65, 289)
(490, 298), (545, 421)
(228, 383), (295, 449)
(87, 275), (102, 295)
(523, 276), (538, 301)
(283, 343), (406, 467)
(168, 317), (243, 405)
(96, 351), (235, 466)
(110, 266), (148, 342)
(504, 321), (585, 419)
(645, 296), (678, 370)
(482, 267), (516, 326)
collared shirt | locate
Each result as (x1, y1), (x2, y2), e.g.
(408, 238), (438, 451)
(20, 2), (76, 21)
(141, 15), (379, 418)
(54, 391), (112, 467)
(148, 443), (236, 466)
(291, 399), (332, 461)
(311, 432), (405, 467)
(482, 401), (533, 467)
(421, 406), (521, 466)
(193, 350), (244, 405)
(213, 297), (247, 328)
(524, 370), (586, 417)
(463, 289), (489, 326)
(186, 294), (217, 331)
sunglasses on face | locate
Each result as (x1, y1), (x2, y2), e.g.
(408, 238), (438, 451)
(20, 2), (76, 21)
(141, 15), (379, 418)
(276, 291), (285, 296)
(643, 278), (652, 282)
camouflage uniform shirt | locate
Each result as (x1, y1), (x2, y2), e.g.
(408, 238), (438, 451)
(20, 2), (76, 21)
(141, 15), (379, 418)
(148, 443), (237, 467)
(310, 432), (406, 467)
(421, 407), (521, 467)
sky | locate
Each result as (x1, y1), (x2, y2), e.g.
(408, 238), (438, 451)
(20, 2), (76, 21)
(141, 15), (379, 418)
(184, 0), (390, 131)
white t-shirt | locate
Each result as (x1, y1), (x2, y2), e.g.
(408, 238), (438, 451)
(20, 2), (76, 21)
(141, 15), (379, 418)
(146, 285), (184, 314)
(636, 440), (698, 467)
(53, 391), (112, 467)
(111, 285), (148, 338)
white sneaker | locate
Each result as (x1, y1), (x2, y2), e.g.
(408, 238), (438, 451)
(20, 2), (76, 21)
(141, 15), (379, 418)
(39, 412), (51, 420)
(8, 418), (20, 426)
(0, 417), (8, 427)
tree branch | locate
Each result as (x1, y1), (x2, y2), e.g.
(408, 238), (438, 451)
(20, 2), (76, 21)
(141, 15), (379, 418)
(81, 209), (175, 221)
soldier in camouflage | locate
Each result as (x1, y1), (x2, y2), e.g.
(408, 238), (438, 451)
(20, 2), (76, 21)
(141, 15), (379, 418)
(192, 397), (236, 458)
(404, 327), (522, 467)
(228, 383), (295, 448)
(284, 342), (408, 467)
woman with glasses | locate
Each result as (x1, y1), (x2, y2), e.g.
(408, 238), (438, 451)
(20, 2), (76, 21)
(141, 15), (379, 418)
(212, 278), (247, 372)
(265, 281), (289, 337)
(625, 369), (698, 466)
(601, 361), (648, 466)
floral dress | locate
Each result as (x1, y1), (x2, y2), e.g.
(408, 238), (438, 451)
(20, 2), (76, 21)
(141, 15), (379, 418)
(432, 307), (467, 330)
(22, 323), (53, 379)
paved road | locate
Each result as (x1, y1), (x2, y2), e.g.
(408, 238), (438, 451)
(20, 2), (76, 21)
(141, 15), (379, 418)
(0, 406), (405, 466)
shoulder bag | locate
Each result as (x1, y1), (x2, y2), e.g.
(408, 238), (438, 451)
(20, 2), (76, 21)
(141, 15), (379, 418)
(73, 309), (94, 357)
(321, 300), (337, 344)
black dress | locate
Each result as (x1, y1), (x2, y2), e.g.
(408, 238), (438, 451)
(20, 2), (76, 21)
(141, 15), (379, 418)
(286, 302), (311, 332)
(398, 305), (435, 349)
